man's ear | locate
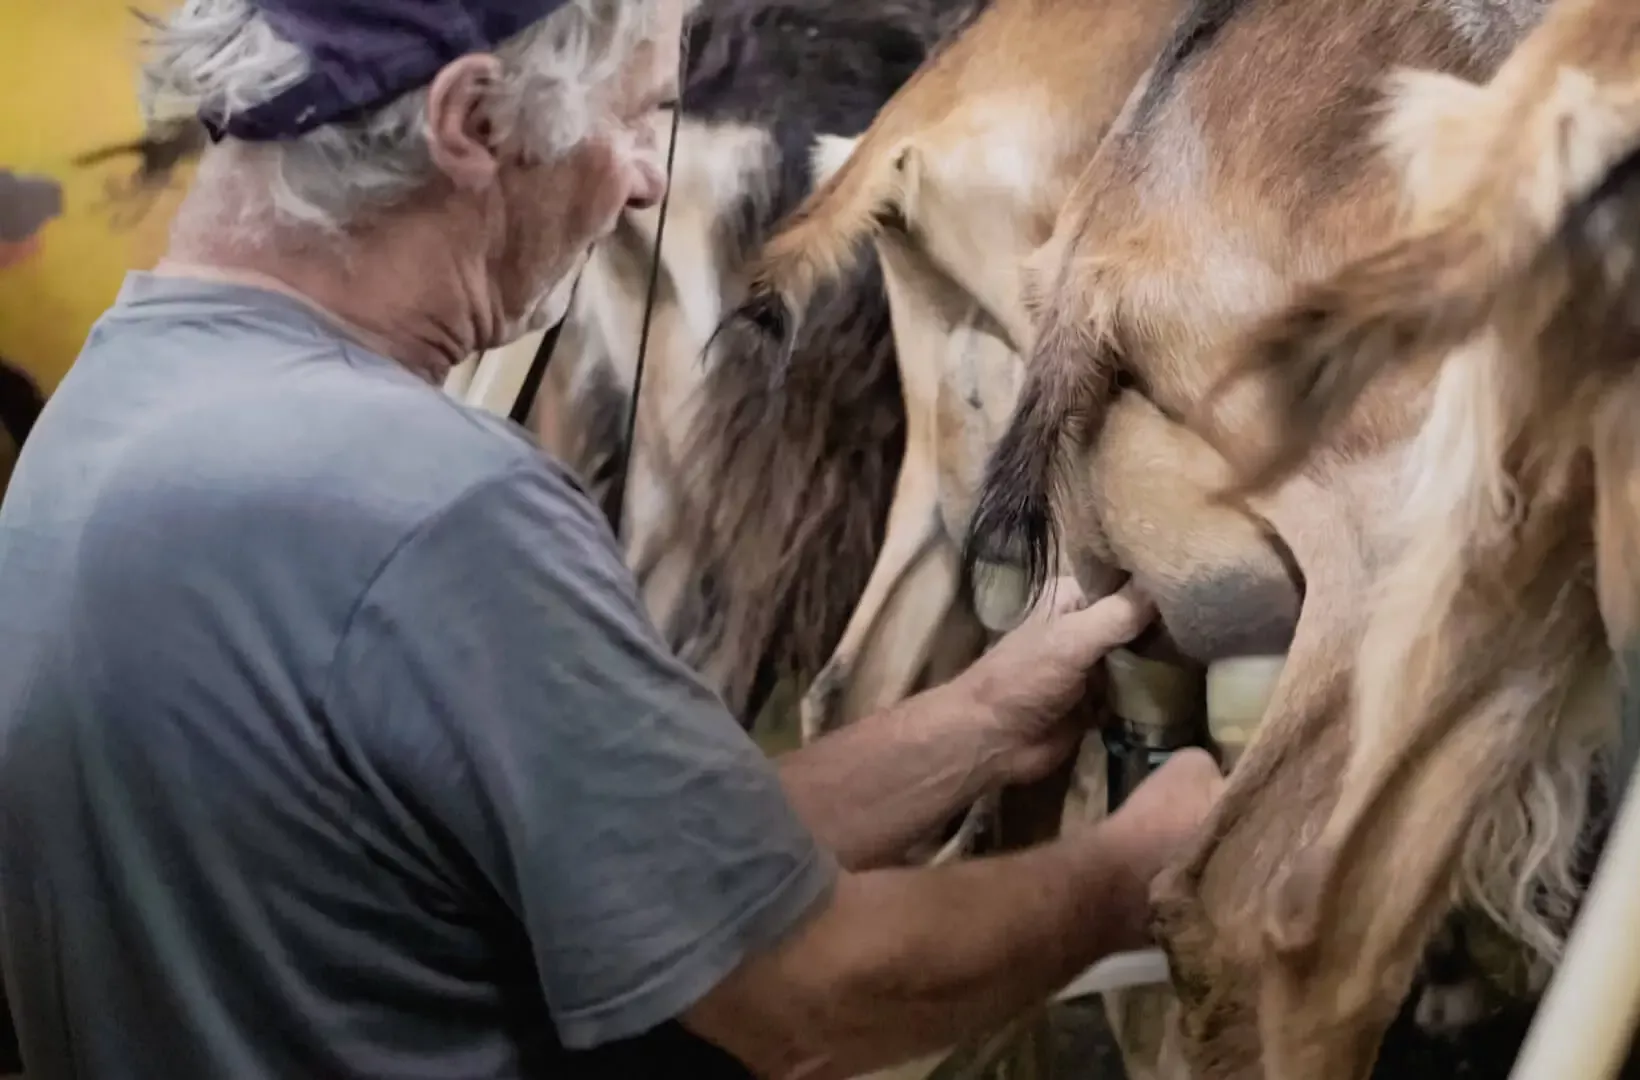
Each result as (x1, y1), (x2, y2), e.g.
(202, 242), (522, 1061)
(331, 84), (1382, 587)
(425, 54), (505, 191)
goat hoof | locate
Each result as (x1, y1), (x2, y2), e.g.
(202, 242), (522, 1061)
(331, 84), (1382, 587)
(971, 560), (1030, 632)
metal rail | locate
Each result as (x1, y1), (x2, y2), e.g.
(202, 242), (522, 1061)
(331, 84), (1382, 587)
(1508, 711), (1640, 1080)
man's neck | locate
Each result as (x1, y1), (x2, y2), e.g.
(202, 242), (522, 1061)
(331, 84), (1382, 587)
(163, 197), (496, 385)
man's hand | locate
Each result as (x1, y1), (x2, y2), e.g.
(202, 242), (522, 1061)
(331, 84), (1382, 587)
(956, 577), (1156, 786)
(1097, 748), (1226, 949)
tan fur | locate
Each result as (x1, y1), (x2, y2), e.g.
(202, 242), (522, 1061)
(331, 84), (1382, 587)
(954, 0), (1560, 1076)
(741, 0), (1185, 750)
(767, 2), (1536, 1076)
(1220, 0), (1640, 495)
(777, 0), (1187, 749)
(1150, 1), (1640, 1076)
(744, 0), (1188, 355)
(798, 130), (1029, 737)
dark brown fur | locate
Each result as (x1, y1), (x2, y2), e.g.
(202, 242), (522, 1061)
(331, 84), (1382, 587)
(666, 277), (907, 715)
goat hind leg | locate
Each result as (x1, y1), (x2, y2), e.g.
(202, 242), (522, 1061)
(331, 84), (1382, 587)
(798, 460), (943, 740)
(1259, 534), (1609, 1080)
(835, 538), (964, 726)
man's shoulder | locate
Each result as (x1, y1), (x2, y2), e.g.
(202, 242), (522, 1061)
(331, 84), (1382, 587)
(8, 297), (601, 644)
(95, 331), (567, 526)
(53, 272), (566, 536)
(110, 373), (592, 581)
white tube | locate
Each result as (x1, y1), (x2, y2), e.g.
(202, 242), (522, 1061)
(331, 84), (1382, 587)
(1055, 948), (1172, 1002)
(1508, 739), (1640, 1080)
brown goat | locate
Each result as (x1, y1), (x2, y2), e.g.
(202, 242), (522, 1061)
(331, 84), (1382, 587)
(734, 0), (1188, 735)
(744, 0), (1183, 362)
(959, 0), (1561, 1076)
(1192, 0), (1640, 1075)
(732, 5), (1226, 1073)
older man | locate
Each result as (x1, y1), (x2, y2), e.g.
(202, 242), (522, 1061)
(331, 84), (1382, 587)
(0, 0), (1223, 1077)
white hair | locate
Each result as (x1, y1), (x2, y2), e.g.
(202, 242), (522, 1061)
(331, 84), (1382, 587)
(141, 0), (661, 229)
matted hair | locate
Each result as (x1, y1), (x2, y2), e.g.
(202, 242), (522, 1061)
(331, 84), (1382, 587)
(141, 0), (661, 229)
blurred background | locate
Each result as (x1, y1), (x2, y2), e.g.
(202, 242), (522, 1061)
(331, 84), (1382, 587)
(0, 0), (188, 400)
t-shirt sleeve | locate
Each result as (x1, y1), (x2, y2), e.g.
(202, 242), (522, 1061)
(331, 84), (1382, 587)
(323, 459), (837, 1050)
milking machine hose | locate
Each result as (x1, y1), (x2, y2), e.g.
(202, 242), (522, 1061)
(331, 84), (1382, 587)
(1508, 701), (1640, 1080)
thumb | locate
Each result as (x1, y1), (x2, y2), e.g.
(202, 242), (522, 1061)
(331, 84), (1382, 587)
(1051, 581), (1156, 663)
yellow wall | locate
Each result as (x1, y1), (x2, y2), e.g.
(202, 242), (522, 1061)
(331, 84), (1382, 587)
(0, 0), (187, 395)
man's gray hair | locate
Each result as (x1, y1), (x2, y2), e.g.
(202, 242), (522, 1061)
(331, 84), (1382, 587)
(142, 0), (661, 229)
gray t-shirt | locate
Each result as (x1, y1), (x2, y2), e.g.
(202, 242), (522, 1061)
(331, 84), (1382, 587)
(0, 273), (835, 1079)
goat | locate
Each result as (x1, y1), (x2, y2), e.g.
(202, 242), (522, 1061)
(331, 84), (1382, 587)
(956, 0), (1556, 1075)
(731, 0), (1189, 733)
(1190, 0), (1640, 1073)
(532, 0), (977, 724)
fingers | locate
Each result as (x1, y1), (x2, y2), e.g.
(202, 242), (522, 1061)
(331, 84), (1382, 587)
(1148, 746), (1225, 795)
(1052, 580), (1156, 661)
(1109, 747), (1226, 881)
(1026, 575), (1090, 624)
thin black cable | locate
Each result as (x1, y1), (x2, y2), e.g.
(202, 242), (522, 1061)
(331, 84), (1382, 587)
(608, 64), (686, 544)
(506, 277), (580, 427)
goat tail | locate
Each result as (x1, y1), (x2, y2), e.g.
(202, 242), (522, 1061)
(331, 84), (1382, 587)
(962, 319), (1111, 607)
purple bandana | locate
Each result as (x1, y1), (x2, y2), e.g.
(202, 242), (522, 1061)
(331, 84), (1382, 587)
(203, 0), (573, 142)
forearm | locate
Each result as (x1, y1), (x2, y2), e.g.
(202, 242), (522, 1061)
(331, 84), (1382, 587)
(688, 820), (1150, 1080)
(776, 683), (1002, 870)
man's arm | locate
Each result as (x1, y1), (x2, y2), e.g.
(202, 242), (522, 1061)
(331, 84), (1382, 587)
(329, 459), (1219, 1075)
(779, 582), (1153, 871)
(775, 685), (1002, 871)
(686, 751), (1218, 1080)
